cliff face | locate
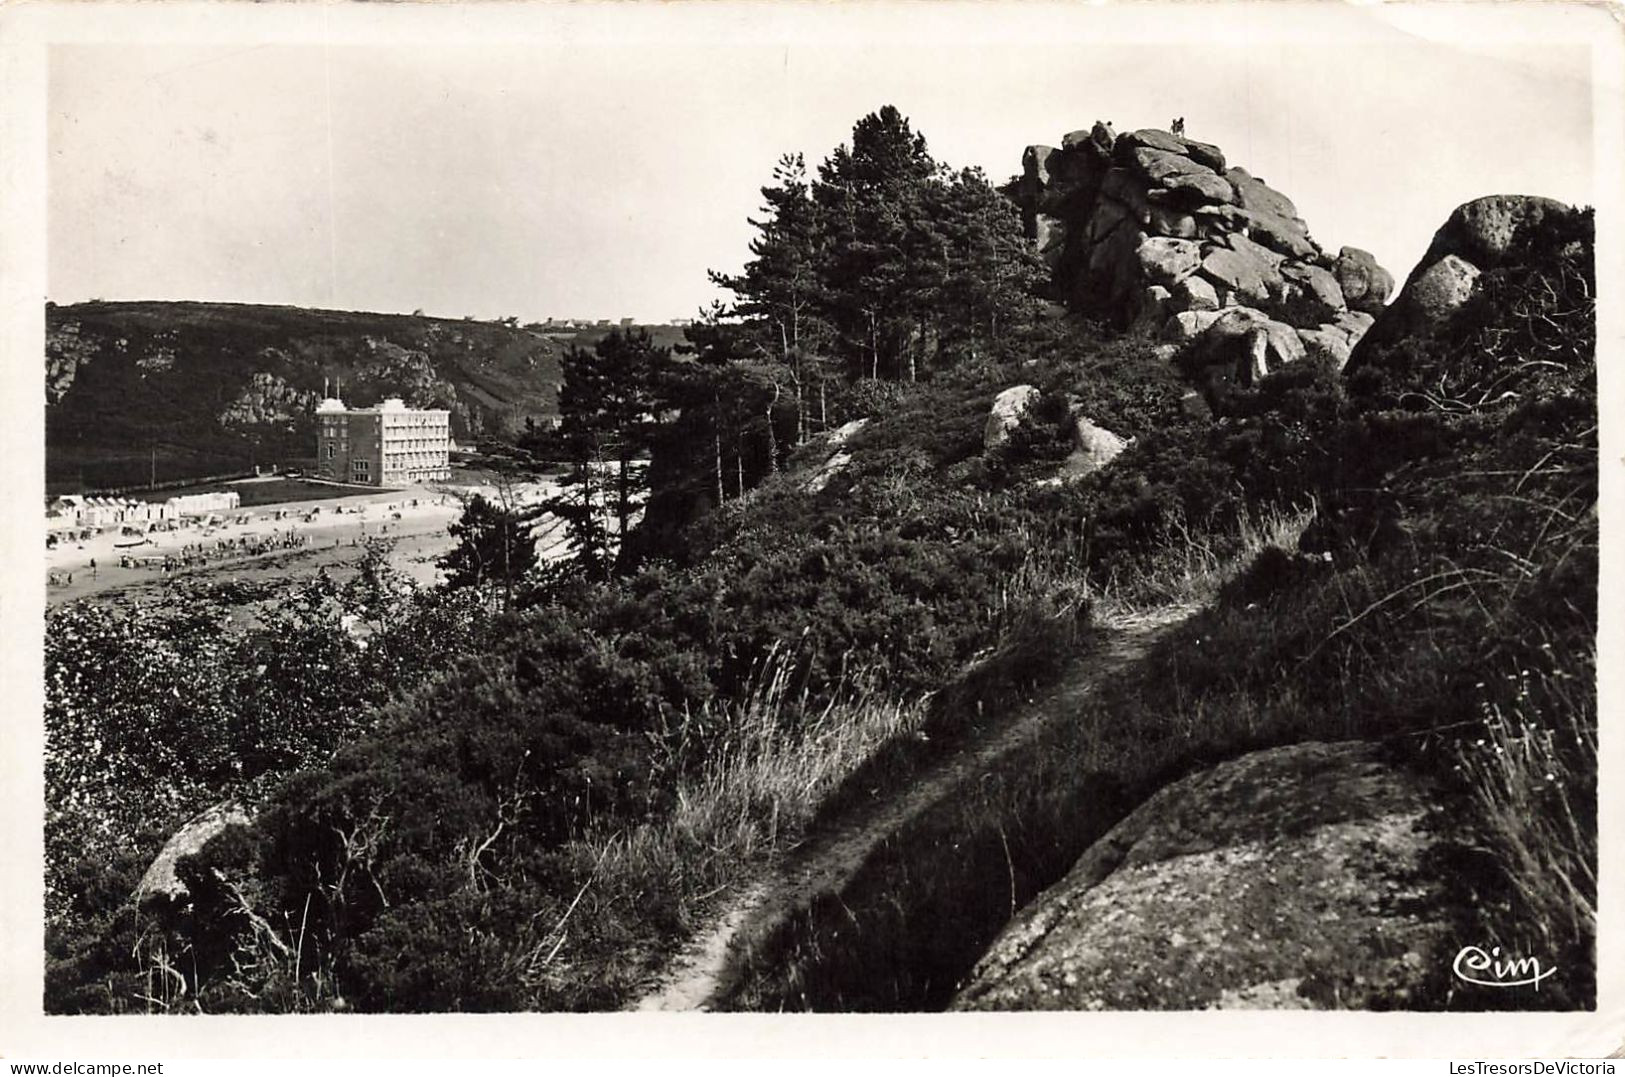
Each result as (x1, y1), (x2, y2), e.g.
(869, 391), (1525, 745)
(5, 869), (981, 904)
(1011, 123), (1394, 392)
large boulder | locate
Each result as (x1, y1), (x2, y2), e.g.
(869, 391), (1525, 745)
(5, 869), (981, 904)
(1297, 311), (1375, 372)
(1131, 285), (1176, 333)
(1159, 171), (1236, 207)
(1117, 128), (1190, 156)
(1240, 208), (1319, 261)
(1411, 254), (1482, 313)
(1422, 194), (1574, 271)
(1172, 273), (1220, 312)
(1085, 198), (1136, 244)
(1086, 215), (1141, 272)
(803, 418), (868, 494)
(1389, 254), (1483, 339)
(1136, 237), (1204, 287)
(1244, 317), (1307, 382)
(1341, 253), (1479, 366)
(1192, 203), (1249, 233)
(952, 741), (1461, 1011)
(1335, 308), (1376, 337)
(1116, 128), (1225, 173)
(1055, 414), (1130, 481)
(1226, 231), (1287, 274)
(1184, 307), (1305, 387)
(1022, 144), (1058, 188)
(1226, 166), (1301, 222)
(1199, 244), (1274, 307)
(1084, 223), (1148, 310)
(1332, 246), (1395, 315)
(1280, 261), (1347, 323)
(1063, 120), (1116, 154)
(1100, 168), (1154, 223)
(1196, 305), (1271, 345)
(1296, 326), (1355, 371)
(1164, 308), (1226, 343)
(1180, 138), (1226, 174)
(985, 385), (1041, 450)
(1347, 195), (1581, 370)
(1146, 204), (1199, 240)
(136, 801), (252, 907)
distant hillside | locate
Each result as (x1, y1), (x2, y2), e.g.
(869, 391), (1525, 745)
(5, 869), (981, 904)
(45, 301), (568, 492)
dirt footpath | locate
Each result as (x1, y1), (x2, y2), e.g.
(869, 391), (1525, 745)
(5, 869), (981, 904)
(633, 603), (1197, 1012)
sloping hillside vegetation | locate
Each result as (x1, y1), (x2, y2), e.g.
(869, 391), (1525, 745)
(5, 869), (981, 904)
(42, 109), (1596, 1014)
(699, 202), (1594, 1013)
(46, 301), (565, 491)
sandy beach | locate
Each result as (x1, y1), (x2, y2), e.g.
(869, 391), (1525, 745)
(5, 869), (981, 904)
(46, 478), (562, 606)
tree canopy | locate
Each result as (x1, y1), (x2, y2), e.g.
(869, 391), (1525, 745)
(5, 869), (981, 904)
(714, 106), (1044, 390)
(545, 328), (673, 576)
(439, 493), (543, 605)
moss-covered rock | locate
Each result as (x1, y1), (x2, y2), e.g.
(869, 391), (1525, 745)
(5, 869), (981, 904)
(953, 741), (1462, 1011)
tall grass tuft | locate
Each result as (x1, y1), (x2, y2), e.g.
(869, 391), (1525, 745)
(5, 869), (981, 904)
(563, 645), (927, 996)
(1096, 500), (1318, 617)
(647, 645), (927, 866)
(1453, 646), (1596, 1005)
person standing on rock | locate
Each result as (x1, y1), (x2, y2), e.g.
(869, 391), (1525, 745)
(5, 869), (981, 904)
(1171, 116), (1186, 136)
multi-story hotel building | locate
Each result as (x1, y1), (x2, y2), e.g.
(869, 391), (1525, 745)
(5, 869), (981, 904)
(315, 396), (452, 487)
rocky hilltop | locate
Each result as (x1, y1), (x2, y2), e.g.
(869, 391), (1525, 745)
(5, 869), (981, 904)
(45, 98), (1596, 1017)
(943, 188), (1595, 1012)
(1011, 123), (1393, 391)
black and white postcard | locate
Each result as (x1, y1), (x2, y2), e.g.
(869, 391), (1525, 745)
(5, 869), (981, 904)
(2, 0), (1620, 1063)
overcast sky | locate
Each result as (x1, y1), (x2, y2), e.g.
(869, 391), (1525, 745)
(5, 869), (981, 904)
(46, 4), (1599, 323)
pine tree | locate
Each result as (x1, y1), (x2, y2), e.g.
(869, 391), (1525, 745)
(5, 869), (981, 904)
(937, 166), (1046, 357)
(438, 492), (542, 609)
(546, 329), (669, 575)
(813, 106), (943, 381)
(691, 103), (1050, 507)
(709, 154), (832, 444)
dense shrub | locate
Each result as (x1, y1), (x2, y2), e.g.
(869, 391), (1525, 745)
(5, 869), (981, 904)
(43, 558), (499, 1011)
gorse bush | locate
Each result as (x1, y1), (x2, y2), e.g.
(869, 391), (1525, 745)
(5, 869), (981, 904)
(43, 559), (500, 1010)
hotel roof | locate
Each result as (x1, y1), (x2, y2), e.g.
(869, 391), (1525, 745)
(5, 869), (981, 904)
(315, 397), (449, 415)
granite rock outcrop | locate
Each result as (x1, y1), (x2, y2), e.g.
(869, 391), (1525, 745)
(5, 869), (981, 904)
(1010, 123), (1393, 393)
(1346, 194), (1581, 368)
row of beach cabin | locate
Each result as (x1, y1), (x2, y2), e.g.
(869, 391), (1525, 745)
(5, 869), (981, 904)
(47, 491), (243, 534)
